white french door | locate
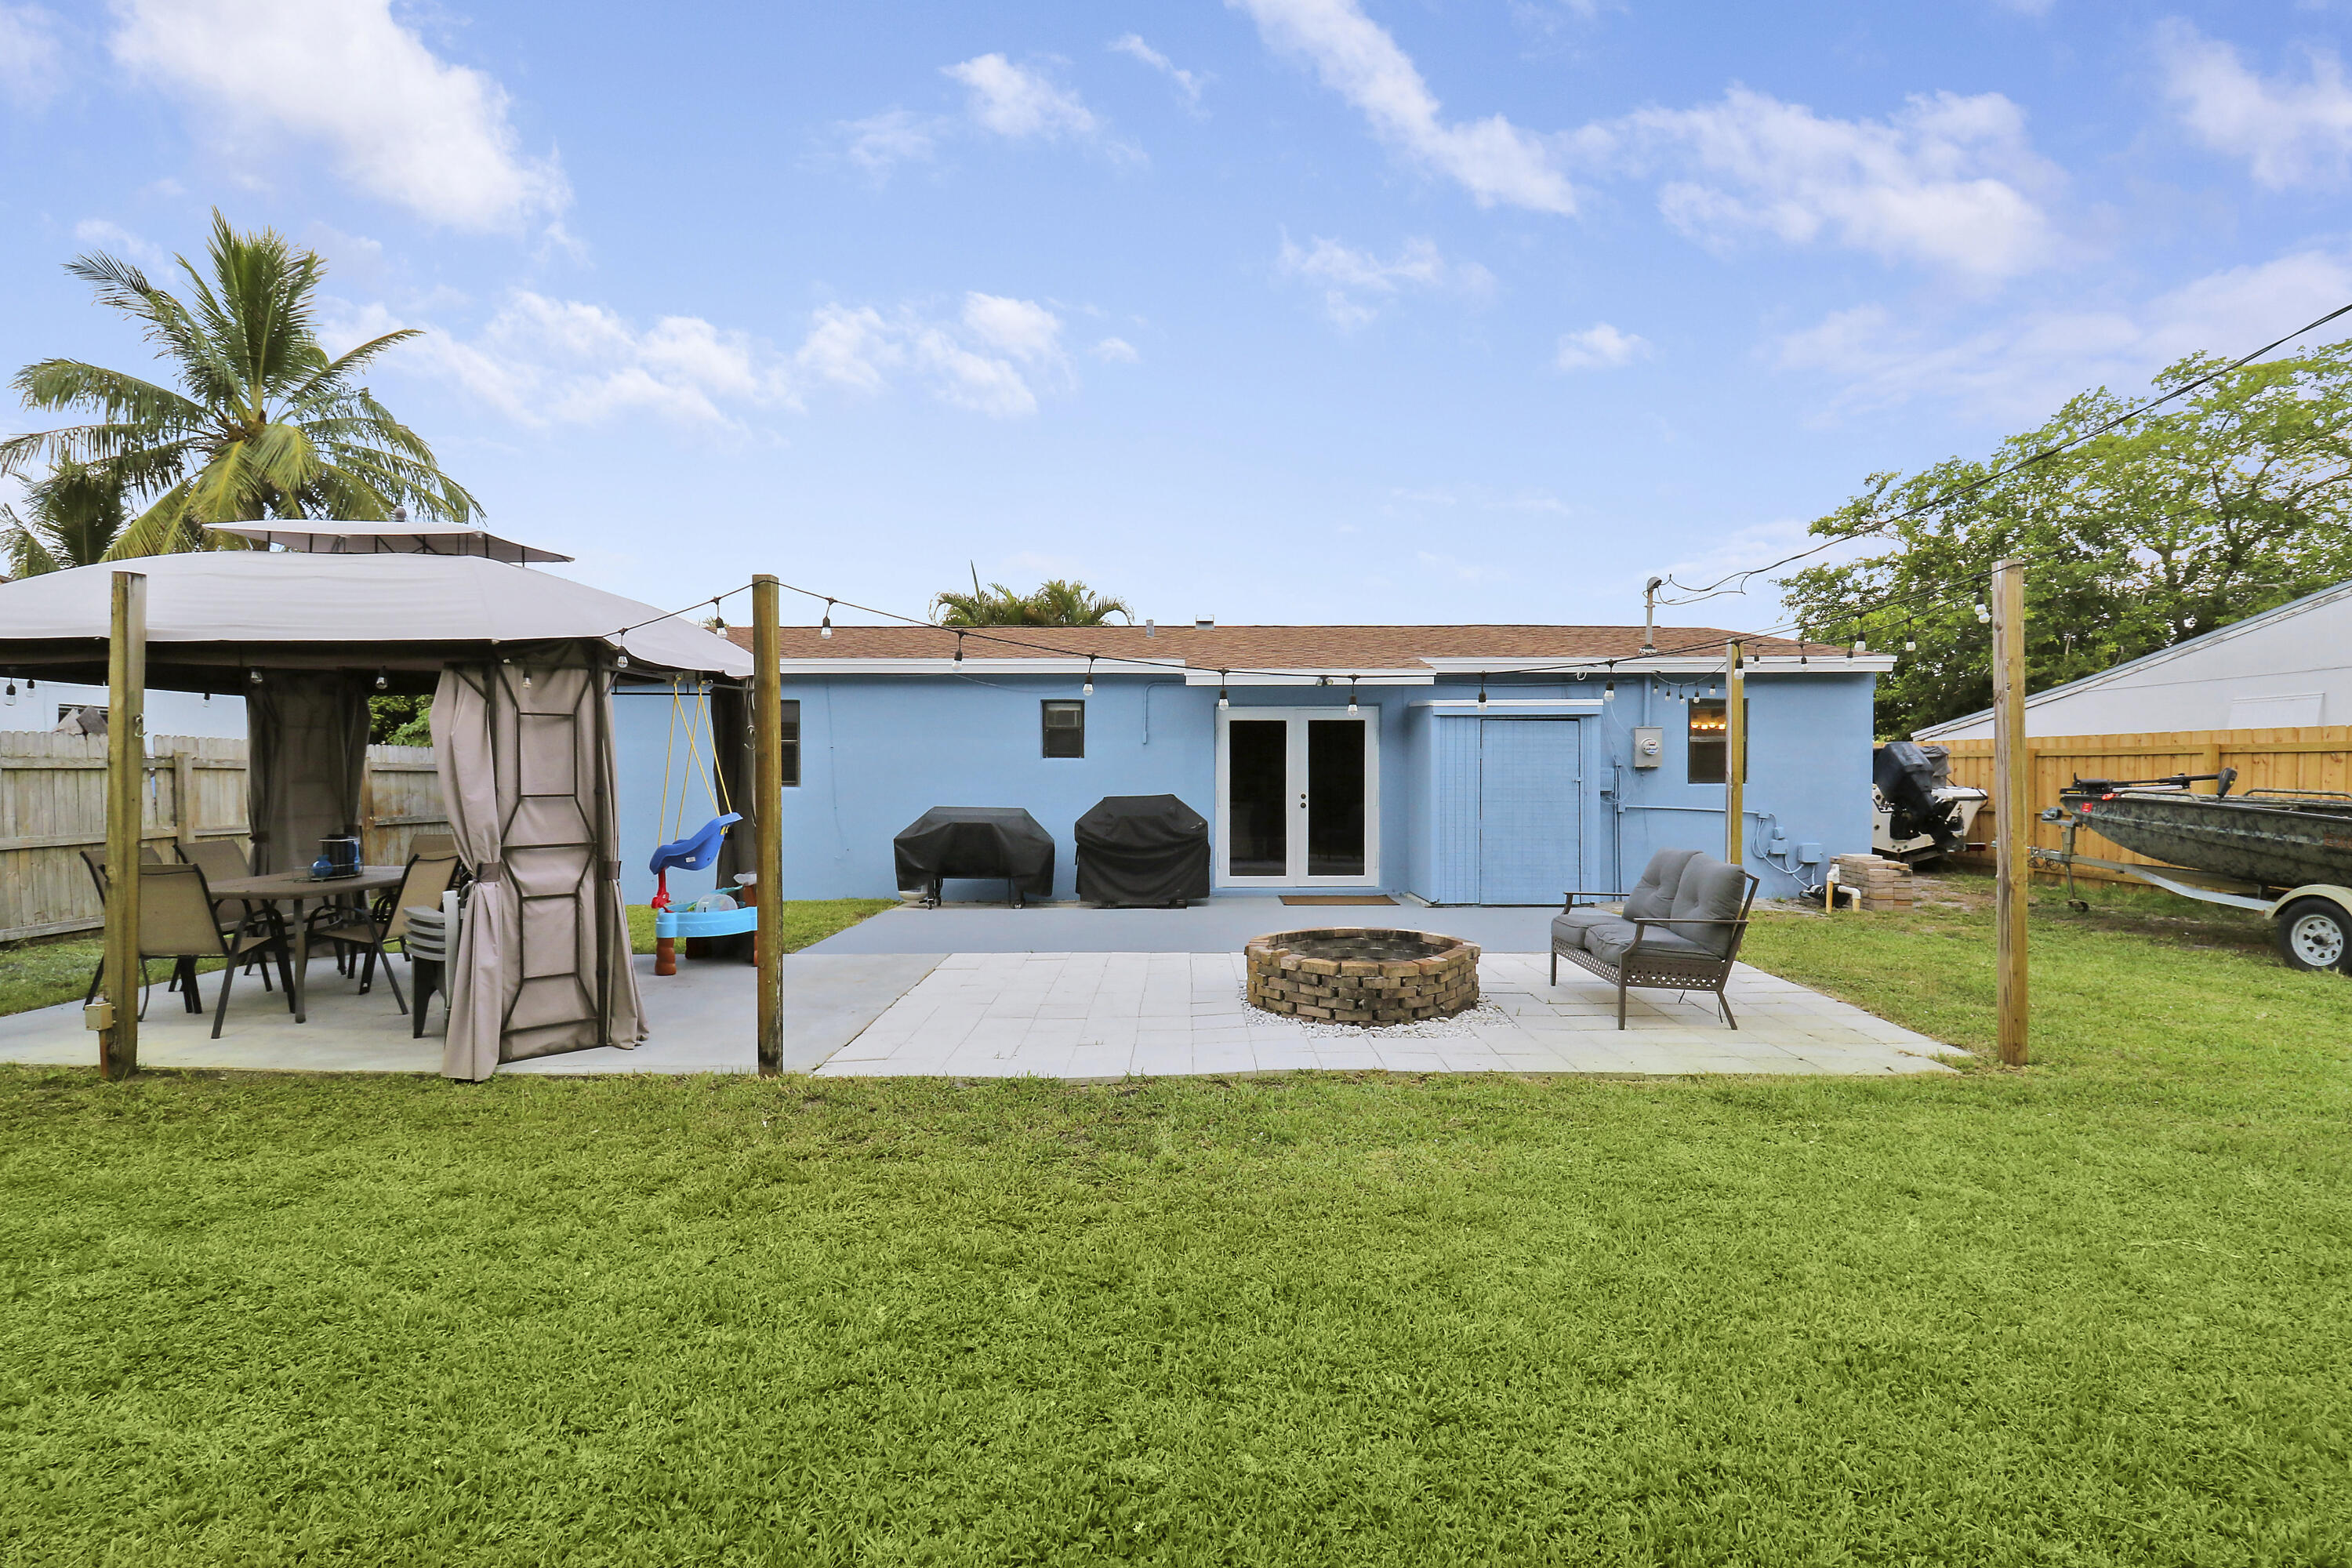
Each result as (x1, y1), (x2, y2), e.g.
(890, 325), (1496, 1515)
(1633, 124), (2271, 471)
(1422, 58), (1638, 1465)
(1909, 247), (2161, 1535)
(1214, 707), (1380, 887)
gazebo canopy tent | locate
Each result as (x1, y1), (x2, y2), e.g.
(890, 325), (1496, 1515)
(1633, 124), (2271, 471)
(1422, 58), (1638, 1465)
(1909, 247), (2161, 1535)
(0, 550), (751, 1080)
(207, 521), (576, 564)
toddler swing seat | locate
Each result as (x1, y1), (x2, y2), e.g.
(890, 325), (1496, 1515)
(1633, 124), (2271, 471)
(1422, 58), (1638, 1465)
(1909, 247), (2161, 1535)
(648, 683), (761, 971)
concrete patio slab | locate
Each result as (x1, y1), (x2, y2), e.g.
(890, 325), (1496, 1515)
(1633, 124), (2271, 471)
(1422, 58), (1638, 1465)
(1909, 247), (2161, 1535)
(0, 952), (938, 1076)
(800, 898), (1563, 956)
(814, 951), (1964, 1080)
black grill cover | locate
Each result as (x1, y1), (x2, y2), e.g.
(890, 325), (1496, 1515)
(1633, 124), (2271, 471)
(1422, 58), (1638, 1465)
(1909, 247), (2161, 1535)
(1074, 794), (1210, 906)
(893, 807), (1056, 903)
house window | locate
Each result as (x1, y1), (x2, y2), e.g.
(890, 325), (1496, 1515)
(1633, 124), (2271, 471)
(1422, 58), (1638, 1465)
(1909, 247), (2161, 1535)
(1042, 699), (1085, 758)
(1687, 699), (1727, 784)
(782, 699), (800, 787)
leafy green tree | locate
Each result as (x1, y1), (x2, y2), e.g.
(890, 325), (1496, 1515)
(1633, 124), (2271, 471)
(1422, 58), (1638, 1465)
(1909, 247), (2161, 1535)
(1, 211), (479, 561)
(2, 460), (127, 576)
(368, 695), (433, 747)
(1780, 343), (2352, 738)
(931, 576), (1134, 627)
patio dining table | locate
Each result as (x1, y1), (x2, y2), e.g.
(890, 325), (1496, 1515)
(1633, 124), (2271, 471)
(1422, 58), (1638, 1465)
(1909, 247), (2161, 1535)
(206, 866), (408, 1024)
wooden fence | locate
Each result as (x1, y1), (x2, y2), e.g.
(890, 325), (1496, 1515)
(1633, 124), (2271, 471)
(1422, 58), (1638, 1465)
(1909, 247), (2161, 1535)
(0, 733), (448, 942)
(1942, 724), (2352, 880)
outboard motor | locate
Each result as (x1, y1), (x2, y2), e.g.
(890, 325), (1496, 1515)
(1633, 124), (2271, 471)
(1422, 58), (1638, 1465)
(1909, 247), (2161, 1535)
(1874, 742), (1963, 855)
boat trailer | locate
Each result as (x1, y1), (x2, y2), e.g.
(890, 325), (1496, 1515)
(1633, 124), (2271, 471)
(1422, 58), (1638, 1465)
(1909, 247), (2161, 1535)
(2036, 782), (2352, 974)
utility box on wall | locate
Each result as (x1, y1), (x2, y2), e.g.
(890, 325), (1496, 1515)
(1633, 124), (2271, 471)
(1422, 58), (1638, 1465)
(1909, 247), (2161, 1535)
(1630, 726), (1664, 768)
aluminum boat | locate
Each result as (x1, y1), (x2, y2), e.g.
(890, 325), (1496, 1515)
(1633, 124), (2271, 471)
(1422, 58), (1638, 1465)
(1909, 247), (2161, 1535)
(2058, 778), (2352, 889)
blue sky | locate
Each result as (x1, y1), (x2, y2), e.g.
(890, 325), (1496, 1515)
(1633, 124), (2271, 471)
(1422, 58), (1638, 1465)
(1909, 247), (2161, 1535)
(3, 0), (2350, 632)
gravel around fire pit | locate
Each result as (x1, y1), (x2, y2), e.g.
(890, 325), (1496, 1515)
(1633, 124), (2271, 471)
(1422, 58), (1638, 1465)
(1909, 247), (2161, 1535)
(1245, 928), (1481, 1025)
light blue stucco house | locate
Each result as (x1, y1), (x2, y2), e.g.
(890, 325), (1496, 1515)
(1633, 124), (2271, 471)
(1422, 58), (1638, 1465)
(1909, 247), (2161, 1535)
(613, 621), (1893, 908)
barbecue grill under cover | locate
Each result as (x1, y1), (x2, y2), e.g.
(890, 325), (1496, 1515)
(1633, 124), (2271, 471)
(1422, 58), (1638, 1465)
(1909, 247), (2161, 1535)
(1075, 794), (1211, 906)
(893, 808), (1057, 903)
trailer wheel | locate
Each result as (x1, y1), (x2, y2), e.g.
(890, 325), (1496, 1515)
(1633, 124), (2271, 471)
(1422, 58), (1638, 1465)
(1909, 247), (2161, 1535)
(2274, 898), (2350, 973)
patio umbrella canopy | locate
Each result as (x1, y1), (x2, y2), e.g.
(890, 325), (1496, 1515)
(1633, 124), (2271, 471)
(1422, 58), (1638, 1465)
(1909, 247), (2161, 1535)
(0, 550), (751, 1080)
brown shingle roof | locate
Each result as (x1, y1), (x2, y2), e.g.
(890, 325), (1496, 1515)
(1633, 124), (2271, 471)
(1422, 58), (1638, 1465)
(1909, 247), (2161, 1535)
(725, 622), (1835, 669)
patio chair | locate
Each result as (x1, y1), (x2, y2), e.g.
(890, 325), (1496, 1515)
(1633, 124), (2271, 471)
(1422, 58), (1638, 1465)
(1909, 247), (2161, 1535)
(78, 844), (164, 1005)
(305, 852), (461, 1014)
(134, 862), (297, 1039)
(1551, 853), (1760, 1029)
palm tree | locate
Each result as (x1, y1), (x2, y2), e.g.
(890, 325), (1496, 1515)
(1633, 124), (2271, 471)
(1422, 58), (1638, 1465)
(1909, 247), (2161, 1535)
(2, 460), (127, 576)
(1, 210), (479, 560)
(931, 575), (1134, 626)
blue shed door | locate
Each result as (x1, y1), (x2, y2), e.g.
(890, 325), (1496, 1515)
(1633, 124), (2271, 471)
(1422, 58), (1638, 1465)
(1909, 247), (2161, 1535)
(1477, 719), (1581, 905)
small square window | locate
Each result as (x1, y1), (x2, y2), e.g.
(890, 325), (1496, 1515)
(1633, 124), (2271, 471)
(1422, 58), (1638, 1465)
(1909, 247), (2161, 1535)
(1042, 699), (1085, 759)
(1687, 699), (1726, 784)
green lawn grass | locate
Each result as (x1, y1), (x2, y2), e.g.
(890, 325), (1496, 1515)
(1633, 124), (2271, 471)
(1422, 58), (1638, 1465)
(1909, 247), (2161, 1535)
(2, 883), (2347, 1564)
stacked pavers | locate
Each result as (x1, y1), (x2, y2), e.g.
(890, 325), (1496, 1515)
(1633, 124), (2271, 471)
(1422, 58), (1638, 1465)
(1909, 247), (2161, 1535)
(1834, 854), (1915, 912)
(1244, 929), (1480, 1024)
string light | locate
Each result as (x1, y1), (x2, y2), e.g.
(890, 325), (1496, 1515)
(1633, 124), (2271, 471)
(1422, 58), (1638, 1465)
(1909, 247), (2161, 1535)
(1083, 656), (1095, 698)
(1904, 640), (1917, 652)
(373, 670), (388, 691)
(1218, 671), (1230, 710)
(1347, 676), (1359, 716)
(2, 681), (13, 706)
(1603, 680), (1615, 700)
(1974, 604), (1991, 624)
(248, 669), (263, 686)
(953, 633), (964, 667)
(819, 599), (834, 640)
(1477, 674), (1488, 710)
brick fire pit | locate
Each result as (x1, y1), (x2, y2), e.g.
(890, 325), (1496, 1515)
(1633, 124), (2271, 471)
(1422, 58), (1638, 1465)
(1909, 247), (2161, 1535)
(1244, 928), (1480, 1025)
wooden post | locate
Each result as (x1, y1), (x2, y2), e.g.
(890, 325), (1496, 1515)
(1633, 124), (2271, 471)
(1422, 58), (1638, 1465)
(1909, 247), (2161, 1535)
(1991, 557), (2030, 1067)
(172, 749), (196, 852)
(99, 571), (147, 1080)
(1723, 640), (1746, 866)
(751, 575), (785, 1076)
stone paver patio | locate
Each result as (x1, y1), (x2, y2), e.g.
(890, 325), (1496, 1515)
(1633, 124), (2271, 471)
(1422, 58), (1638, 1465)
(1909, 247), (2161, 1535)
(818, 951), (1962, 1079)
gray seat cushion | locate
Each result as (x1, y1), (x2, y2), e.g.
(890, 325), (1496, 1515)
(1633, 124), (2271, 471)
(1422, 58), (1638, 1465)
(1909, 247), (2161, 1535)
(1624, 848), (1703, 920)
(1552, 907), (1619, 949)
(1667, 857), (1752, 957)
(1583, 917), (1715, 965)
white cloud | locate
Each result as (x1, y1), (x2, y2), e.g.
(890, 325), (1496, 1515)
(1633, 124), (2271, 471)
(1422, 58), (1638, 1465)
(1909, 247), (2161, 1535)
(834, 110), (937, 178)
(1110, 33), (1203, 105)
(1773, 247), (2352, 422)
(2158, 20), (2352, 188)
(71, 218), (168, 270)
(108, 0), (568, 232)
(1229, 0), (1577, 214)
(961, 292), (1065, 361)
(1600, 86), (2063, 279)
(1555, 322), (1650, 370)
(0, 4), (63, 108)
(329, 293), (789, 426)
(339, 284), (1088, 426)
(1091, 336), (1140, 362)
(1277, 234), (1494, 328)
(943, 53), (1098, 139)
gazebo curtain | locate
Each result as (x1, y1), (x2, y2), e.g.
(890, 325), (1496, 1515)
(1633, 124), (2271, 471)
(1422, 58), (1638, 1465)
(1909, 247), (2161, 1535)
(434, 652), (645, 1081)
(245, 673), (369, 876)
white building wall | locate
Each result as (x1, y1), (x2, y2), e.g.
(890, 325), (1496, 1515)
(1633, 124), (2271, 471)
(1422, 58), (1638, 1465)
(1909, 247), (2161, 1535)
(0, 679), (249, 739)
(1918, 585), (2352, 741)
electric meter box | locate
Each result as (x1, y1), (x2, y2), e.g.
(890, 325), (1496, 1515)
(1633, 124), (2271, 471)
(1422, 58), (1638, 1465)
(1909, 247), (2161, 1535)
(1630, 726), (1664, 768)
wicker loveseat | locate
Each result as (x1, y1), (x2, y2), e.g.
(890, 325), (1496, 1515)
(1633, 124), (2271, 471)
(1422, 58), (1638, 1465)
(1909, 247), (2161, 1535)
(1551, 848), (1760, 1028)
